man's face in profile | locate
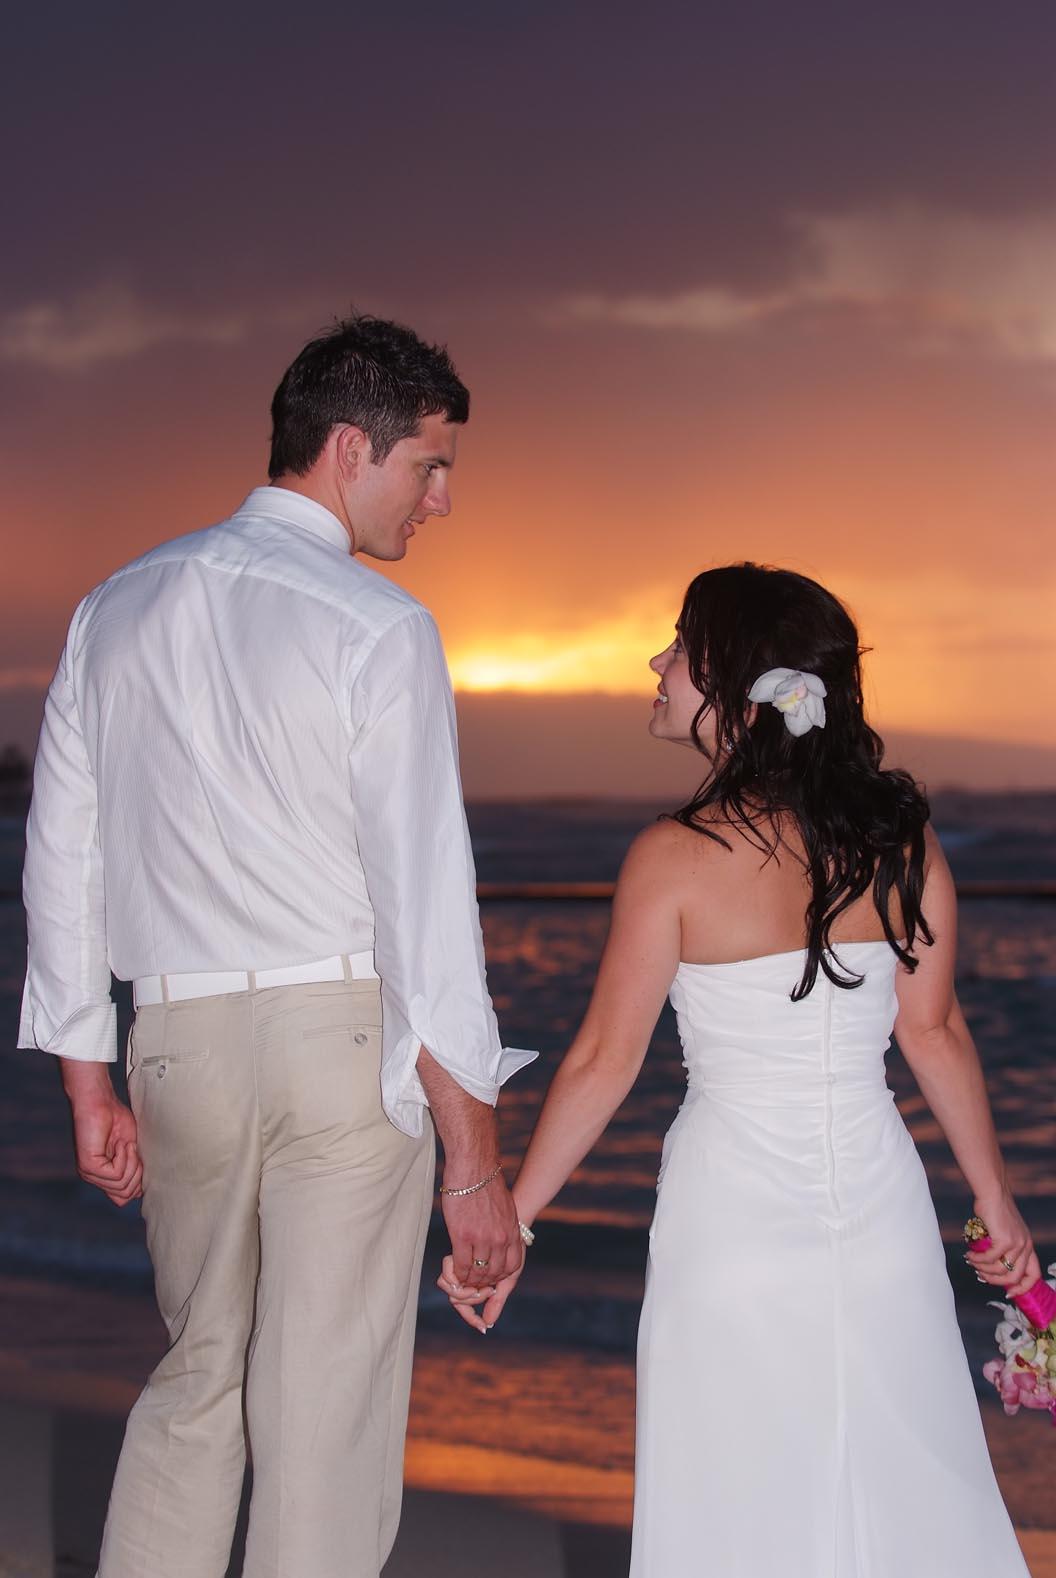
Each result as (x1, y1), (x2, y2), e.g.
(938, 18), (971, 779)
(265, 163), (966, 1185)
(348, 413), (458, 560)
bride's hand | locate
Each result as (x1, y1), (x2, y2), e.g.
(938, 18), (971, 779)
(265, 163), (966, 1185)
(438, 1252), (523, 1334)
(965, 1192), (1041, 1300)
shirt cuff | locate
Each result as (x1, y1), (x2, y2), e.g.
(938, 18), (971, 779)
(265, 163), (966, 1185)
(17, 997), (118, 1062)
(381, 1022), (538, 1139)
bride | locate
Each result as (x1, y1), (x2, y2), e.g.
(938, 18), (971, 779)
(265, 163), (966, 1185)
(442, 563), (1037, 1576)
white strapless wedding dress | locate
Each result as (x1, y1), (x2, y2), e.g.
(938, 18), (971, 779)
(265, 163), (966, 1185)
(632, 943), (1028, 1577)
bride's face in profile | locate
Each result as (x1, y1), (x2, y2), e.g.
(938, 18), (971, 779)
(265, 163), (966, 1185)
(649, 630), (716, 751)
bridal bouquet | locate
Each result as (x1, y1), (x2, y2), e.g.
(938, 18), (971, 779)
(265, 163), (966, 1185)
(964, 1216), (1056, 1424)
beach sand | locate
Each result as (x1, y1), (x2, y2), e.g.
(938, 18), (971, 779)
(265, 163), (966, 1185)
(0, 1274), (1052, 1576)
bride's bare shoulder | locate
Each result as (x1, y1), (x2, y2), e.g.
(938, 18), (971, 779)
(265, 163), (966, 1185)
(623, 807), (788, 887)
(621, 815), (729, 876)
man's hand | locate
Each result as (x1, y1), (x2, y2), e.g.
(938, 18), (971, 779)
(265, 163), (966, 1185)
(440, 1170), (523, 1293)
(61, 1060), (143, 1207)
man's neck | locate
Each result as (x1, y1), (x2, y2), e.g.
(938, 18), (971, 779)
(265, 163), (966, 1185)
(270, 475), (354, 551)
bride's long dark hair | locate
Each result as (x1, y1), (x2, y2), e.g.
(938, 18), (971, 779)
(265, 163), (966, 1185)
(669, 563), (932, 999)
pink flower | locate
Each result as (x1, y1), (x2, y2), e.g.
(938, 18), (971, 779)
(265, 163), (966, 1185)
(984, 1355), (1056, 1415)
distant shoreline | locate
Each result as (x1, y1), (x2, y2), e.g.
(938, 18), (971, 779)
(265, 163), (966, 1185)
(2, 785), (1055, 817)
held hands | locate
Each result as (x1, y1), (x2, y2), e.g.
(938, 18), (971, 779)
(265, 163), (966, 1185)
(438, 1164), (523, 1331)
(438, 1172), (525, 1334)
(965, 1190), (1041, 1300)
(438, 1253), (523, 1334)
(62, 1062), (143, 1207)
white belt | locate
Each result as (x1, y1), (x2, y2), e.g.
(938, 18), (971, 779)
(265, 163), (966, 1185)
(133, 951), (379, 1009)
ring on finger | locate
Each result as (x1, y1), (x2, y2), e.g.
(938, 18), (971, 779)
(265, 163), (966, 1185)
(1001, 1255), (1016, 1273)
(473, 1257), (490, 1268)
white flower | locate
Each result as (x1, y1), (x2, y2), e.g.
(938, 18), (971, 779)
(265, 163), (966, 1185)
(747, 667), (827, 736)
(988, 1299), (1035, 1359)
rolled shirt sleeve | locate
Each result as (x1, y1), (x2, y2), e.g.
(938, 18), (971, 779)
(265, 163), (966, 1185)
(18, 605), (117, 1062)
(349, 607), (535, 1136)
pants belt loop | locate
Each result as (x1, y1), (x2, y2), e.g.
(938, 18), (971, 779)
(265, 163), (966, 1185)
(340, 954), (355, 985)
(160, 975), (171, 1006)
(247, 970), (257, 992)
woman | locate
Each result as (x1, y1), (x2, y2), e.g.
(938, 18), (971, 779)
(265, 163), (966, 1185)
(443, 564), (1037, 1576)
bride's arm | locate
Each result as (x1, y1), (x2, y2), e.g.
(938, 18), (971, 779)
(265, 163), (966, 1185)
(893, 827), (1040, 1298)
(441, 825), (682, 1330)
(512, 824), (682, 1229)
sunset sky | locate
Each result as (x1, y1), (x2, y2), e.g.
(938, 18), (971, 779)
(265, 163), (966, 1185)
(2, 3), (1054, 794)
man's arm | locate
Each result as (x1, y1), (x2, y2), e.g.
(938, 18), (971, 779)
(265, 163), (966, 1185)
(60, 1060), (143, 1207)
(348, 607), (531, 1291)
(19, 615), (142, 1207)
(416, 1048), (520, 1292)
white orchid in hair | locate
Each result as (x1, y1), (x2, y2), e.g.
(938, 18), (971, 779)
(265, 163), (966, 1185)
(748, 668), (827, 737)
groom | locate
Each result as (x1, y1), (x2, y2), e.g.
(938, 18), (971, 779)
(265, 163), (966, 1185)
(19, 314), (530, 1576)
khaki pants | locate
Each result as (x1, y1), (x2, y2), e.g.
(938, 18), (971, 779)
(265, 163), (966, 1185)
(98, 979), (435, 1578)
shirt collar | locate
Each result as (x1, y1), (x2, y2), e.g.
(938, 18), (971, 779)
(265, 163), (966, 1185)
(237, 486), (352, 553)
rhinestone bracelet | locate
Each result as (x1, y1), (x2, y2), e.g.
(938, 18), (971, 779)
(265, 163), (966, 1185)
(439, 1162), (503, 1198)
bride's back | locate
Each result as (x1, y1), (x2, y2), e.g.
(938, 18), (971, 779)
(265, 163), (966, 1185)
(662, 812), (898, 967)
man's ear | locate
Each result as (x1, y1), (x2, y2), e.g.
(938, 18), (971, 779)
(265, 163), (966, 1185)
(332, 423), (371, 482)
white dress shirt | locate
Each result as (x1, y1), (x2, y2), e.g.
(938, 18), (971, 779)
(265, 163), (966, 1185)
(19, 486), (534, 1136)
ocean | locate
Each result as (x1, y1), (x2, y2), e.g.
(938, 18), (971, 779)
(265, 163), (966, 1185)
(1, 790), (1054, 1360)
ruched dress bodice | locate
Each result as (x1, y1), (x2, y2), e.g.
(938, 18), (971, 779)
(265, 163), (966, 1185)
(670, 943), (902, 1225)
(631, 945), (1027, 1578)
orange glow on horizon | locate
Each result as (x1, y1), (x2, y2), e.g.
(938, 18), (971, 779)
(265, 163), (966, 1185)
(446, 570), (1055, 750)
(448, 603), (672, 696)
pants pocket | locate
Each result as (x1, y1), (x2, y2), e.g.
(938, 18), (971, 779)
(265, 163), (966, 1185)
(139, 1048), (211, 1065)
(299, 1022), (379, 1047)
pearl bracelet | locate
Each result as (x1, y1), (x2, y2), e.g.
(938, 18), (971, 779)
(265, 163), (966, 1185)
(439, 1162), (503, 1198)
(518, 1221), (535, 1247)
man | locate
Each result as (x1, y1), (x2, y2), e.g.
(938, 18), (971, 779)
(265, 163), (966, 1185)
(19, 314), (532, 1577)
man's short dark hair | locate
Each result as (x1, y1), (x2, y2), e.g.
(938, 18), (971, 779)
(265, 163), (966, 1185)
(268, 313), (470, 478)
